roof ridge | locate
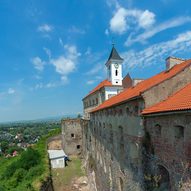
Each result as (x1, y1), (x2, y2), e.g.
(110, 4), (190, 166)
(142, 82), (191, 114)
(92, 59), (191, 112)
(83, 79), (112, 99)
(142, 60), (191, 93)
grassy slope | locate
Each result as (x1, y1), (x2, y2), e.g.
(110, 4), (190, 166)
(52, 156), (85, 191)
(0, 128), (61, 191)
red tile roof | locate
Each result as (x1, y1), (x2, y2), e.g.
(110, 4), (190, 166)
(92, 59), (191, 112)
(142, 83), (191, 115)
(83, 79), (112, 99)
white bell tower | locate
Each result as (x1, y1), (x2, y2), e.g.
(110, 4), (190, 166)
(106, 45), (123, 85)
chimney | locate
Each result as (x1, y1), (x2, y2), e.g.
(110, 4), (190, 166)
(166, 56), (185, 70)
(122, 73), (144, 89)
(132, 79), (144, 86)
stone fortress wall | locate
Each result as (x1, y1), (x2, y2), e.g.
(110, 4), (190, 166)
(80, 62), (191, 191)
(61, 61), (191, 191)
(61, 118), (83, 156)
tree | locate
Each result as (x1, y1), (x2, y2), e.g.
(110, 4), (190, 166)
(0, 141), (9, 153)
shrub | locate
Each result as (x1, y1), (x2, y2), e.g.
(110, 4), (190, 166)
(25, 165), (44, 180)
(3, 161), (18, 178)
(19, 148), (40, 170)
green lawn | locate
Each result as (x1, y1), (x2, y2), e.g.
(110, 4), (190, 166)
(52, 156), (85, 191)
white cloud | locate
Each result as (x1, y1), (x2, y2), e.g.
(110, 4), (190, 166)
(122, 31), (191, 69)
(38, 24), (53, 32)
(31, 57), (45, 71)
(110, 7), (155, 34)
(59, 38), (64, 47)
(138, 10), (155, 29)
(51, 56), (75, 75)
(8, 88), (15, 94)
(109, 4), (191, 46)
(61, 76), (69, 84)
(34, 83), (43, 90)
(86, 76), (104, 86)
(31, 81), (64, 91)
(34, 75), (42, 80)
(106, 0), (120, 8)
(43, 47), (51, 59)
(85, 47), (91, 56)
(68, 26), (86, 34)
(110, 7), (129, 34)
(87, 80), (96, 85)
(0, 88), (16, 100)
(50, 45), (80, 81)
(125, 16), (191, 46)
(86, 64), (103, 75)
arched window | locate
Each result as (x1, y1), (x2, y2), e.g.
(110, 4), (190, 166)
(155, 124), (162, 136)
(157, 165), (170, 190)
(115, 70), (118, 76)
(126, 107), (130, 115)
(96, 98), (98, 104)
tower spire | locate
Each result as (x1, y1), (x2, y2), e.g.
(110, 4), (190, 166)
(105, 43), (123, 85)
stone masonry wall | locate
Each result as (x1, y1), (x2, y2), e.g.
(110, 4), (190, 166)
(144, 113), (191, 191)
(62, 119), (82, 156)
(83, 98), (145, 191)
(81, 62), (191, 191)
(143, 64), (191, 108)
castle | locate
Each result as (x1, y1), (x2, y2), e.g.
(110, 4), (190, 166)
(62, 46), (191, 191)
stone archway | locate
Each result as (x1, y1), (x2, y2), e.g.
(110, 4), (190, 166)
(157, 165), (170, 191)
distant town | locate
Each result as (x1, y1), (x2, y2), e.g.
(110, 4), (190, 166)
(0, 120), (60, 157)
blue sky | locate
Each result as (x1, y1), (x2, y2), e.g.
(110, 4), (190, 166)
(0, 0), (191, 122)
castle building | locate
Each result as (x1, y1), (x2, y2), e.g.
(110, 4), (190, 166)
(81, 47), (191, 191)
(82, 46), (124, 119)
(142, 83), (191, 190)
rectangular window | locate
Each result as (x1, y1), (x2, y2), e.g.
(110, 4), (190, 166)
(174, 126), (184, 139)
